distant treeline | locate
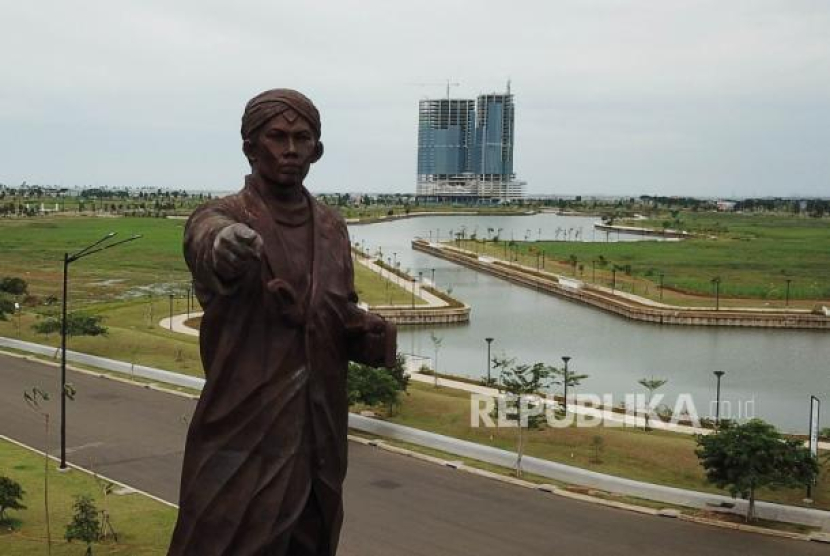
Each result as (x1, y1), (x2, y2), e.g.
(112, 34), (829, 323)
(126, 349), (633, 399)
(0, 187), (215, 218)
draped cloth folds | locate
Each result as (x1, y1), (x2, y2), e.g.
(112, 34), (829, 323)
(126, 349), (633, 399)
(168, 176), (396, 556)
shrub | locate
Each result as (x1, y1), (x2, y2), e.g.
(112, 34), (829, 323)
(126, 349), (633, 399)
(0, 296), (14, 321)
(0, 476), (26, 525)
(0, 277), (27, 296)
(32, 312), (108, 336)
(347, 354), (408, 412)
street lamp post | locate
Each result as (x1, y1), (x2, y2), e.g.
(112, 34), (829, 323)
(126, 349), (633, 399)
(711, 277), (721, 310)
(60, 231), (141, 469)
(169, 294), (174, 330)
(561, 356), (572, 412)
(431, 268), (435, 286)
(485, 337), (494, 385)
(14, 302), (21, 338)
(785, 278), (792, 307)
(659, 273), (665, 301)
(410, 278), (415, 308)
(611, 269), (617, 292)
(713, 370), (725, 429)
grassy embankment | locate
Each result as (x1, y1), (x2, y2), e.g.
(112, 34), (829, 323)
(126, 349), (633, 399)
(387, 382), (830, 511)
(335, 203), (531, 221)
(0, 217), (415, 376)
(458, 211), (830, 309)
(0, 438), (175, 555)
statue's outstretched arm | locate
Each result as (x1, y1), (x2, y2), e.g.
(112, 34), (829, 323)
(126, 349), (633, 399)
(184, 204), (260, 304)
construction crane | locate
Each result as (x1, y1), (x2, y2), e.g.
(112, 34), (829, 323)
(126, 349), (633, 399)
(410, 80), (460, 100)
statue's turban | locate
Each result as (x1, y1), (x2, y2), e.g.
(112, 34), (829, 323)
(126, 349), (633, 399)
(241, 89), (321, 140)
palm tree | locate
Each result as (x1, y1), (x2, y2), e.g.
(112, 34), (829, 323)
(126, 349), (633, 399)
(552, 364), (589, 413)
(637, 377), (668, 430)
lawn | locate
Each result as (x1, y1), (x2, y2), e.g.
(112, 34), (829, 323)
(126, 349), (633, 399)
(0, 216), (416, 374)
(0, 438), (176, 555)
(386, 382), (830, 510)
(353, 263), (424, 306)
(458, 211), (830, 308)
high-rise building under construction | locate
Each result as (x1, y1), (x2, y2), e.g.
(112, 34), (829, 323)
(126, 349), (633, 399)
(417, 84), (525, 201)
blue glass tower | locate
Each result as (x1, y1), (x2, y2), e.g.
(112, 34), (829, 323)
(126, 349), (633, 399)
(474, 92), (515, 177)
(416, 85), (523, 201)
(417, 99), (476, 178)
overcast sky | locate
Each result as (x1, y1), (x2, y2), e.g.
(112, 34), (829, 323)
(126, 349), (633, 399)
(1, 1), (828, 197)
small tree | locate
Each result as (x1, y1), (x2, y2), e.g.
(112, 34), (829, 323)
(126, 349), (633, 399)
(24, 387), (52, 554)
(0, 476), (26, 526)
(347, 355), (409, 415)
(637, 377), (668, 430)
(696, 419), (818, 522)
(65, 495), (100, 555)
(500, 360), (553, 478)
(429, 332), (443, 388)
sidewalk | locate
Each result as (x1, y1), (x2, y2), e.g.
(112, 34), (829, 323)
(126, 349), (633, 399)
(434, 241), (819, 314)
(353, 253), (448, 307)
(158, 312), (201, 336)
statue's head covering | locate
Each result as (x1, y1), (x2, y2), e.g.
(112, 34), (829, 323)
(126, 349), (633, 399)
(241, 89), (321, 140)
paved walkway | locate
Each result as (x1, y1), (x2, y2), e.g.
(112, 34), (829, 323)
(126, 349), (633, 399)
(353, 252), (448, 307)
(435, 242), (820, 314)
(159, 312), (200, 336)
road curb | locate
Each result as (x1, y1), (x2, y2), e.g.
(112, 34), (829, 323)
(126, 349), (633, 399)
(0, 434), (179, 509)
(677, 514), (811, 542)
(0, 348), (201, 401)
(348, 433), (826, 543)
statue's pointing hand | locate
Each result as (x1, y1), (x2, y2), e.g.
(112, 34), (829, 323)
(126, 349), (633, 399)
(213, 223), (264, 283)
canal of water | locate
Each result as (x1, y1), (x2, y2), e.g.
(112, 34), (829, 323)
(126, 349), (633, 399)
(348, 213), (829, 433)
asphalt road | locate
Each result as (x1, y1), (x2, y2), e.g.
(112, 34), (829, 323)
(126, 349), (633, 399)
(1, 352), (826, 555)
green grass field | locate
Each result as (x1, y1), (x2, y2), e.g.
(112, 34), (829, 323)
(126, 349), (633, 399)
(353, 263), (424, 306)
(0, 438), (175, 555)
(390, 382), (830, 510)
(0, 216), (414, 375)
(461, 211), (830, 308)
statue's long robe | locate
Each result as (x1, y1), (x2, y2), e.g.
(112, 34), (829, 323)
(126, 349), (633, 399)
(168, 177), (393, 555)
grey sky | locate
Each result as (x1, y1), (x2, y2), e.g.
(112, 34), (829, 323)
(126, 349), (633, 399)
(1, 0), (829, 197)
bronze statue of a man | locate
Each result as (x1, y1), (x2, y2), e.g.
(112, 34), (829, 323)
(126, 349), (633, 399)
(168, 89), (397, 556)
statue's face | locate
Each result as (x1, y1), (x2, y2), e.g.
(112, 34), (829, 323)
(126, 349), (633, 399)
(246, 109), (320, 189)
